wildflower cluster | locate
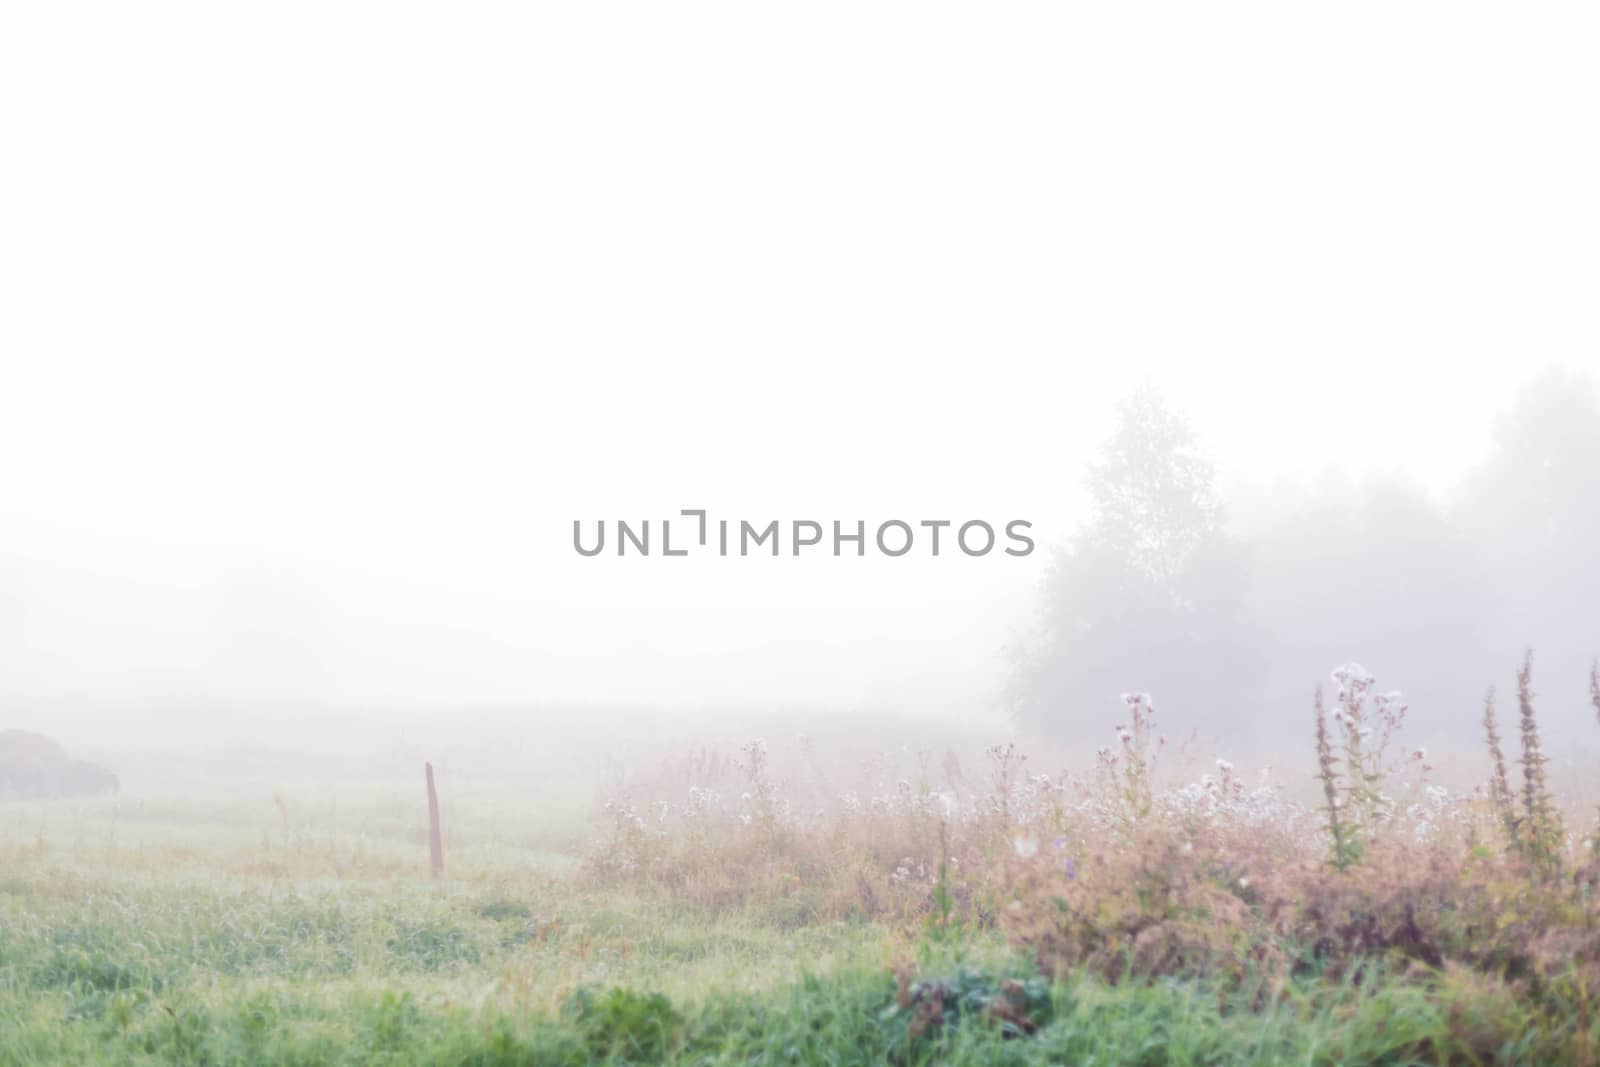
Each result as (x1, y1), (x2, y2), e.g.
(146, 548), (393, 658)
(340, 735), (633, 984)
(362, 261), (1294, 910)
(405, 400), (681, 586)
(583, 654), (1600, 1002)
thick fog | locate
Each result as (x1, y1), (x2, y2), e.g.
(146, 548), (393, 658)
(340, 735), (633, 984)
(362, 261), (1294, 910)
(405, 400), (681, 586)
(3, 6), (1599, 757)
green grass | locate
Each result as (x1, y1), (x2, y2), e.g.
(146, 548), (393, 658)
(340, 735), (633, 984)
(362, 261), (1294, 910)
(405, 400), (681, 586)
(0, 754), (1591, 1065)
(3, 942), (1571, 1066)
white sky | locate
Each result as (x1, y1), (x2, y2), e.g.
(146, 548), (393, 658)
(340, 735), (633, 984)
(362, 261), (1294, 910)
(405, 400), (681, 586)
(2, 4), (1597, 724)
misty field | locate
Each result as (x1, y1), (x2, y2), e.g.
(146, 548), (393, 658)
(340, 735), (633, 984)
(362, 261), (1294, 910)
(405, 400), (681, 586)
(2, 667), (1599, 1065)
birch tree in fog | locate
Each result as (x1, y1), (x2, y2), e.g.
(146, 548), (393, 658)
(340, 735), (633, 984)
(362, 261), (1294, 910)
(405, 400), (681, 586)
(1009, 386), (1262, 743)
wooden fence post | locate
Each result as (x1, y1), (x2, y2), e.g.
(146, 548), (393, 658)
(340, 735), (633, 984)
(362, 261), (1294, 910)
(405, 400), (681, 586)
(425, 762), (444, 878)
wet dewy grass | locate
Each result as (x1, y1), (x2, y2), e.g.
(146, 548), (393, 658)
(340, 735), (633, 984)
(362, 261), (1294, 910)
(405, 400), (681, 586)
(5, 736), (1599, 1066)
(4, 853), (1589, 1067)
(2, 951), (1581, 1066)
(0, 833), (912, 1064)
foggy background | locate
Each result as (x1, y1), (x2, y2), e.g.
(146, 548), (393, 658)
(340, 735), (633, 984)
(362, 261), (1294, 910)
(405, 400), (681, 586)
(3, 5), (1599, 761)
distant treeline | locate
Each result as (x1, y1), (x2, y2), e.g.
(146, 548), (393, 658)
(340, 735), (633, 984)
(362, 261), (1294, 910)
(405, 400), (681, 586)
(1009, 368), (1600, 749)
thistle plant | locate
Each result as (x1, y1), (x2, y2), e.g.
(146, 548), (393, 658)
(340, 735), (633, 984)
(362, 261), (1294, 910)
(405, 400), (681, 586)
(1315, 685), (1359, 870)
(1591, 658), (1600, 727)
(1114, 692), (1161, 823)
(1306, 664), (1412, 868)
(735, 739), (782, 834)
(1327, 663), (1405, 839)
(926, 817), (957, 939)
(1480, 686), (1519, 849)
(1088, 693), (1163, 831)
(1515, 651), (1564, 875)
(986, 742), (1026, 828)
(1591, 658), (1600, 859)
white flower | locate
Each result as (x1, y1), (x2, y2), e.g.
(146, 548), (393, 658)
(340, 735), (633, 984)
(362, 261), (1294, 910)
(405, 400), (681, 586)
(1331, 662), (1374, 688)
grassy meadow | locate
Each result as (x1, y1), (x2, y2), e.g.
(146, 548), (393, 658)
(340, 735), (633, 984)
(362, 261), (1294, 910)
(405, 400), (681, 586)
(4, 668), (1600, 1065)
